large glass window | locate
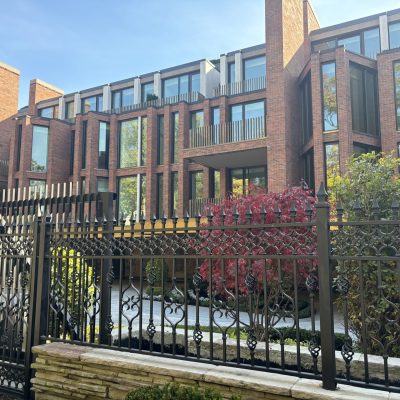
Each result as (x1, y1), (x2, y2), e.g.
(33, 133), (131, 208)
(70, 131), (75, 175)
(243, 56), (266, 80)
(112, 87), (134, 109)
(81, 95), (103, 113)
(189, 171), (203, 200)
(302, 150), (315, 191)
(97, 177), (109, 192)
(16, 125), (22, 172)
(389, 22), (400, 49)
(210, 169), (220, 198)
(31, 125), (48, 171)
(39, 106), (57, 119)
(363, 28), (380, 59)
(230, 101), (265, 141)
(300, 73), (313, 144)
(324, 143), (340, 190)
(338, 35), (361, 54)
(162, 73), (200, 98)
(157, 115), (164, 165)
(119, 119), (139, 168)
(350, 63), (379, 135)
(322, 63), (338, 132)
(171, 112), (179, 163)
(190, 111), (204, 130)
(81, 121), (87, 169)
(395, 62), (400, 131)
(229, 166), (266, 196)
(141, 117), (147, 166)
(156, 174), (163, 219)
(65, 101), (74, 119)
(353, 142), (380, 157)
(228, 62), (235, 83)
(98, 122), (110, 169)
(29, 179), (46, 197)
(170, 172), (178, 217)
(118, 175), (146, 219)
(142, 82), (155, 102)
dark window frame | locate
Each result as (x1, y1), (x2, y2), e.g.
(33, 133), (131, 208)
(112, 86), (134, 110)
(242, 55), (267, 81)
(170, 112), (179, 164)
(300, 72), (313, 144)
(16, 125), (22, 172)
(394, 60), (400, 131)
(70, 131), (75, 176)
(189, 170), (203, 200)
(228, 165), (267, 194)
(98, 121), (110, 169)
(323, 141), (340, 189)
(162, 71), (200, 98)
(321, 61), (339, 132)
(81, 94), (103, 113)
(157, 115), (164, 165)
(81, 121), (87, 169)
(389, 21), (400, 50)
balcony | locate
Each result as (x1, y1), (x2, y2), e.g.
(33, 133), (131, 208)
(189, 116), (265, 149)
(213, 76), (266, 97)
(188, 197), (222, 216)
(104, 92), (204, 114)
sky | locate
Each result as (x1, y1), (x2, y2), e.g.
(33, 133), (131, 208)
(0, 0), (399, 108)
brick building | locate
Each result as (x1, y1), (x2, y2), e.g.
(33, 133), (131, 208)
(0, 0), (400, 218)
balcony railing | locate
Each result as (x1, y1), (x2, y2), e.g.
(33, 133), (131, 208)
(189, 116), (265, 148)
(213, 76), (266, 97)
(104, 92), (204, 114)
(189, 197), (222, 216)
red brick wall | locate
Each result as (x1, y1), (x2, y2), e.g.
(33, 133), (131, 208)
(28, 79), (63, 116)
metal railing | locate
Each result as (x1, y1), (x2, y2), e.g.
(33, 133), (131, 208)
(104, 92), (204, 114)
(213, 76), (266, 97)
(0, 184), (400, 396)
(188, 197), (222, 216)
(189, 116), (265, 148)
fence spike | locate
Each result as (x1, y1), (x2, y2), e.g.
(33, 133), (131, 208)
(183, 210), (190, 222)
(391, 198), (399, 219)
(316, 182), (328, 202)
(274, 204), (281, 222)
(371, 199), (380, 219)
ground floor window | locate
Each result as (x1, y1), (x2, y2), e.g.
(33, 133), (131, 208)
(229, 166), (267, 196)
(29, 179), (46, 197)
(118, 174), (146, 219)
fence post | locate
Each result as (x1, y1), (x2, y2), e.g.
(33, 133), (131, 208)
(316, 182), (337, 390)
(98, 192), (115, 345)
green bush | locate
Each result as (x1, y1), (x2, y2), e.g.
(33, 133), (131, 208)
(125, 383), (240, 400)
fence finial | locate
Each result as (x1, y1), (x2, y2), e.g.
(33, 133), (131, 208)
(316, 182), (328, 202)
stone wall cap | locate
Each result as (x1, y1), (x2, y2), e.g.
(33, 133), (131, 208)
(0, 62), (20, 75)
(30, 78), (64, 94)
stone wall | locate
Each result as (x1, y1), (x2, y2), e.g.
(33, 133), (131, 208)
(31, 342), (398, 400)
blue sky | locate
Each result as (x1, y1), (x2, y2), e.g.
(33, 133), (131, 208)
(0, 0), (398, 108)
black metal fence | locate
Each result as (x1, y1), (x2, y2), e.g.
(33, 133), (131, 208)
(0, 185), (399, 398)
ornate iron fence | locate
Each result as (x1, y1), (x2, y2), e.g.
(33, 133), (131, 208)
(0, 185), (399, 398)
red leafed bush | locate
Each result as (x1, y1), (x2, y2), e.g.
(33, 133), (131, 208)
(197, 186), (317, 297)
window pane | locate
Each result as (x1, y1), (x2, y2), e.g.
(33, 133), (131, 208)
(231, 105), (242, 122)
(228, 63), (235, 83)
(350, 65), (365, 132)
(312, 40), (336, 52)
(191, 73), (200, 93)
(97, 96), (103, 111)
(16, 125), (22, 171)
(171, 112), (179, 163)
(213, 170), (220, 198)
(122, 87), (134, 108)
(31, 125), (48, 171)
(118, 176), (137, 219)
(29, 179), (46, 197)
(338, 35), (361, 54)
(248, 167), (266, 191)
(230, 168), (244, 196)
(119, 119), (139, 168)
(301, 73), (313, 144)
(163, 77), (179, 98)
(157, 115), (164, 165)
(322, 63), (338, 131)
(97, 177), (108, 192)
(65, 101), (74, 119)
(142, 82), (154, 102)
(171, 172), (178, 217)
(141, 117), (147, 166)
(244, 101), (264, 119)
(363, 28), (380, 59)
(39, 107), (54, 118)
(302, 150), (315, 190)
(156, 174), (163, 218)
(82, 96), (96, 113)
(112, 91), (121, 109)
(212, 108), (220, 125)
(395, 62), (400, 131)
(365, 69), (378, 135)
(191, 111), (204, 129)
(389, 22), (400, 49)
(140, 175), (146, 217)
(244, 56), (266, 80)
(98, 122), (109, 169)
(190, 171), (203, 199)
(179, 75), (189, 95)
(81, 121), (87, 169)
(325, 143), (340, 190)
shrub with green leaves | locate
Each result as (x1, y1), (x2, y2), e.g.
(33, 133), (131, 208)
(125, 383), (240, 400)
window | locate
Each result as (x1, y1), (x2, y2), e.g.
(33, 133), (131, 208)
(98, 122), (110, 169)
(81, 95), (103, 113)
(170, 172), (178, 217)
(324, 143), (340, 190)
(321, 63), (338, 131)
(65, 101), (74, 119)
(312, 40), (336, 52)
(80, 177), (86, 195)
(97, 177), (109, 192)
(70, 131), (75, 175)
(112, 87), (134, 109)
(29, 179), (46, 197)
(157, 115), (164, 165)
(353, 143), (380, 157)
(212, 107), (220, 125)
(81, 121), (87, 169)
(230, 101), (265, 141)
(338, 35), (361, 54)
(39, 106), (57, 119)
(350, 63), (379, 135)
(212, 107), (221, 144)
(31, 125), (48, 171)
(210, 169), (220, 198)
(141, 117), (147, 166)
(300, 73), (313, 144)
(395, 62), (400, 131)
(162, 73), (200, 98)
(190, 111), (204, 130)
(190, 171), (203, 200)
(170, 112), (179, 163)
(243, 56), (266, 80)
(229, 166), (267, 196)
(141, 82), (155, 102)
(363, 28), (380, 59)
(118, 175), (146, 219)
(156, 174), (163, 219)
(228, 62), (235, 83)
(16, 125), (22, 172)
(389, 22), (400, 49)
(302, 150), (315, 191)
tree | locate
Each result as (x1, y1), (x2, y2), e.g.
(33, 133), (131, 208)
(330, 152), (400, 356)
(196, 186), (316, 340)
